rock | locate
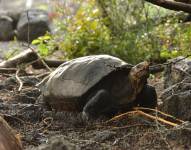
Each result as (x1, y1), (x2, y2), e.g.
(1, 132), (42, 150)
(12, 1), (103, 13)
(164, 56), (191, 88)
(161, 74), (191, 121)
(0, 11), (21, 29)
(34, 136), (77, 150)
(16, 9), (51, 42)
(92, 130), (116, 142)
(6, 11), (21, 29)
(161, 57), (191, 121)
(160, 78), (191, 100)
(0, 116), (22, 150)
(160, 90), (191, 121)
(0, 15), (15, 41)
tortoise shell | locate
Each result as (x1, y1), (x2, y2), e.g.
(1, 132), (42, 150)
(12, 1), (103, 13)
(41, 55), (133, 111)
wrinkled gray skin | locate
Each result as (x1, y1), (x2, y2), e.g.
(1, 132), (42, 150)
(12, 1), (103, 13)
(41, 55), (157, 120)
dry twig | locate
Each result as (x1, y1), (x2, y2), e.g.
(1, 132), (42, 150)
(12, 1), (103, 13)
(134, 107), (185, 124)
(105, 110), (180, 127)
(15, 69), (23, 92)
(37, 117), (53, 133)
(105, 111), (138, 123)
(22, 44), (52, 72)
(21, 10), (52, 72)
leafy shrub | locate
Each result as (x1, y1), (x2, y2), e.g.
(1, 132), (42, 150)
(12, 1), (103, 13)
(32, 34), (53, 56)
(32, 0), (191, 64)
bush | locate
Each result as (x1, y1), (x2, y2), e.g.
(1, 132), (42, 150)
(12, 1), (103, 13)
(32, 0), (191, 64)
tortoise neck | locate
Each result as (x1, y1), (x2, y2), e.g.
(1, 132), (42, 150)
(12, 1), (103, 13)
(129, 75), (143, 96)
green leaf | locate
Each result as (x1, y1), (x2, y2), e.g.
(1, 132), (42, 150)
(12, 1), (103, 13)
(38, 44), (49, 56)
(41, 35), (52, 40)
(32, 39), (41, 45)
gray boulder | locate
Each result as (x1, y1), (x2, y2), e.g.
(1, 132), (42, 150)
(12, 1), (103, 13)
(161, 57), (191, 121)
(16, 9), (51, 42)
(0, 15), (15, 41)
(164, 56), (191, 88)
(6, 11), (21, 29)
(160, 88), (191, 121)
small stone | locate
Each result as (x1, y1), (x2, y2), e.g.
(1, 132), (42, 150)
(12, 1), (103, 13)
(16, 9), (51, 42)
(93, 130), (116, 142)
(34, 136), (77, 150)
(0, 15), (14, 41)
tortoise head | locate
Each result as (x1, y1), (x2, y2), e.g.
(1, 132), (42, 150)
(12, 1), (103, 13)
(130, 61), (150, 80)
(129, 61), (150, 94)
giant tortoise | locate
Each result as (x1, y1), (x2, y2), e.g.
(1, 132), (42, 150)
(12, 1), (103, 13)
(40, 55), (157, 119)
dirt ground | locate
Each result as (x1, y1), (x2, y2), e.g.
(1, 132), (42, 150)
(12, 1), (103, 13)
(0, 68), (190, 150)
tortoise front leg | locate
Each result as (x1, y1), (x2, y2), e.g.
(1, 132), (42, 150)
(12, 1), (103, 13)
(82, 89), (116, 120)
(135, 84), (157, 108)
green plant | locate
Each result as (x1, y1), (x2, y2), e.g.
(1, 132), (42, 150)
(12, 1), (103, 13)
(32, 34), (54, 57)
(32, 0), (191, 64)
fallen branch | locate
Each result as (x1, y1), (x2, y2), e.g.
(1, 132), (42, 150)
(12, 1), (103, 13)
(0, 48), (65, 70)
(106, 110), (181, 127)
(134, 107), (185, 124)
(0, 49), (38, 68)
(145, 0), (191, 13)
(138, 110), (178, 127)
(105, 111), (139, 123)
(174, 0), (191, 4)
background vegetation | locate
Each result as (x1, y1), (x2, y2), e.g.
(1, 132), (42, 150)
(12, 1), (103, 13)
(33, 0), (191, 64)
